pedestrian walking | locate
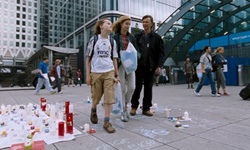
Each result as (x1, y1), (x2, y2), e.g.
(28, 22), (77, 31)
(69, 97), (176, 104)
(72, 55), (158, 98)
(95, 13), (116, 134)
(113, 15), (137, 122)
(76, 69), (82, 86)
(130, 15), (165, 117)
(213, 47), (230, 95)
(194, 46), (220, 97)
(35, 57), (56, 95)
(51, 59), (65, 94)
(67, 66), (75, 87)
(85, 18), (119, 133)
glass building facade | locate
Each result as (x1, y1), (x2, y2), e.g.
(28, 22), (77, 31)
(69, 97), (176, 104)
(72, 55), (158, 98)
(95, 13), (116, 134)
(0, 0), (39, 65)
(48, 0), (181, 50)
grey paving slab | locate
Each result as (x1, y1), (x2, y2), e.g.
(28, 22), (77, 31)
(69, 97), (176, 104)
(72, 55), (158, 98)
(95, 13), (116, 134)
(168, 136), (240, 150)
(0, 84), (250, 150)
(198, 129), (250, 150)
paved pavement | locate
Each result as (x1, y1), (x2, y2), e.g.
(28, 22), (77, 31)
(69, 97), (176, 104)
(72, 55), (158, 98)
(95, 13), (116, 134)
(0, 83), (250, 150)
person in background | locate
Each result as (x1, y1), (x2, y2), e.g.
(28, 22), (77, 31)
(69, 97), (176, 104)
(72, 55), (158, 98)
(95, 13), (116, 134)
(51, 59), (64, 94)
(184, 57), (195, 89)
(130, 15), (165, 117)
(213, 47), (230, 95)
(67, 66), (75, 87)
(194, 46), (220, 97)
(155, 67), (168, 86)
(85, 18), (119, 133)
(35, 57), (56, 95)
(76, 69), (82, 86)
(60, 64), (65, 87)
(112, 15), (137, 122)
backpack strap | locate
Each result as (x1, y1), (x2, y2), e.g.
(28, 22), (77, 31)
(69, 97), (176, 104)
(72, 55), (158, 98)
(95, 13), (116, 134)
(109, 36), (114, 59)
(89, 35), (98, 61)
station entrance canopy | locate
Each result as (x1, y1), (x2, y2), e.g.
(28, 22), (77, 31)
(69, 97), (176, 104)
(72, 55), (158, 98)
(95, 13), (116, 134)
(156, 0), (250, 62)
(26, 46), (79, 70)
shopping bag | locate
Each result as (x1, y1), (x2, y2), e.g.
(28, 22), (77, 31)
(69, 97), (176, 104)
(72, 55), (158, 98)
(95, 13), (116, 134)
(120, 42), (137, 74)
(196, 63), (203, 80)
(112, 82), (123, 115)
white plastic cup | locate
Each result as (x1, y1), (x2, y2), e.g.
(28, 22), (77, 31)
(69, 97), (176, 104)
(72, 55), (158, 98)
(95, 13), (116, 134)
(165, 108), (170, 118)
(184, 111), (189, 121)
(84, 123), (90, 132)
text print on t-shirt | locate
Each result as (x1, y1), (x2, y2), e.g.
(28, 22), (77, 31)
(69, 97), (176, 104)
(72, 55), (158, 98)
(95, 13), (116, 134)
(96, 42), (111, 58)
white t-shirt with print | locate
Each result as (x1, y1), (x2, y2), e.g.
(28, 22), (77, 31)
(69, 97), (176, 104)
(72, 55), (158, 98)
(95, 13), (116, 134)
(86, 35), (118, 73)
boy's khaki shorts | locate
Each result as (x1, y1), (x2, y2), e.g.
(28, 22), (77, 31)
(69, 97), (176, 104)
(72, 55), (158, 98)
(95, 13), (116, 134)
(91, 70), (116, 106)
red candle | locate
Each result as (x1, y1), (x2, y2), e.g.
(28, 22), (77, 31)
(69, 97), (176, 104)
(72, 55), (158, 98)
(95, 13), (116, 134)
(58, 122), (64, 137)
(66, 113), (73, 134)
(41, 98), (46, 111)
(40, 98), (45, 108)
(65, 101), (70, 114)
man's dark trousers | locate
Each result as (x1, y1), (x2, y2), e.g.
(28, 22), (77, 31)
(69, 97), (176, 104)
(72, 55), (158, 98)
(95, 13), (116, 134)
(131, 64), (155, 111)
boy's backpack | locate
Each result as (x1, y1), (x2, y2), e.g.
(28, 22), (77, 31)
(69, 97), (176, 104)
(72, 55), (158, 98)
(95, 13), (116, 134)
(89, 35), (114, 61)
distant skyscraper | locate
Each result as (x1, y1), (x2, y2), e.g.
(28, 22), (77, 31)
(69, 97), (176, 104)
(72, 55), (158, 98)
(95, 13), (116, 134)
(0, 0), (39, 65)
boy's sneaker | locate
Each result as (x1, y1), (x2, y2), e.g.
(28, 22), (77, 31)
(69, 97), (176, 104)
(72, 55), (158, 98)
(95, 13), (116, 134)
(90, 108), (98, 124)
(194, 91), (201, 97)
(212, 93), (220, 97)
(58, 91), (63, 94)
(103, 121), (116, 133)
(50, 91), (56, 95)
(121, 112), (128, 122)
(35, 92), (39, 95)
(125, 111), (130, 119)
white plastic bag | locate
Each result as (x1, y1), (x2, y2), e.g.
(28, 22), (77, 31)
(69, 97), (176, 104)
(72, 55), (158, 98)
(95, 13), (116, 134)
(120, 42), (137, 74)
(196, 63), (203, 80)
(112, 82), (123, 115)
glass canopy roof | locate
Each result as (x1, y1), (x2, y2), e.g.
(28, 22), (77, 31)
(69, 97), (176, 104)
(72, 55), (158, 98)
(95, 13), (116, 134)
(156, 0), (250, 62)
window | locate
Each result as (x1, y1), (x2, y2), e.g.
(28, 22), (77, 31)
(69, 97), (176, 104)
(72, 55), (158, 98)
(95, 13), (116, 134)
(33, 36), (36, 41)
(22, 28), (25, 33)
(22, 35), (25, 40)
(3, 41), (7, 46)
(17, 6), (20, 11)
(10, 41), (14, 46)
(17, 13), (20, 18)
(16, 34), (20, 39)
(22, 7), (26, 12)
(28, 1), (32, 6)
(28, 8), (32, 13)
(10, 33), (14, 38)
(16, 20), (20, 25)
(22, 43), (25, 47)
(16, 27), (20, 32)
(16, 42), (19, 46)
(3, 33), (7, 38)
(17, 0), (20, 4)
(22, 21), (26, 26)
(4, 3), (8, 9)
(22, 14), (26, 19)
(34, 29), (37, 34)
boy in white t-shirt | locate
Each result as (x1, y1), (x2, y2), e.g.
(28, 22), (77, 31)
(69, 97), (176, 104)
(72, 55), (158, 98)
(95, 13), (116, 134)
(85, 18), (119, 133)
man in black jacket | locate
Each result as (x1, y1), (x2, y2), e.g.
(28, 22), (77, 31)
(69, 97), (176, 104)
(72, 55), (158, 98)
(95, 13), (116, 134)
(130, 15), (165, 117)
